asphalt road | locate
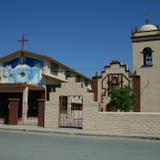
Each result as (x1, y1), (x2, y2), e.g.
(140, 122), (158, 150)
(0, 131), (160, 160)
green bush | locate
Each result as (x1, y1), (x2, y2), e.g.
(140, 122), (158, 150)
(110, 86), (136, 112)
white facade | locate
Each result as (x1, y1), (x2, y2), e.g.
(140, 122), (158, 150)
(0, 50), (91, 126)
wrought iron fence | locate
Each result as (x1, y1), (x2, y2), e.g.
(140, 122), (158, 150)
(59, 110), (83, 129)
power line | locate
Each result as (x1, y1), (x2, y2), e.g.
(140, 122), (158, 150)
(51, 66), (160, 72)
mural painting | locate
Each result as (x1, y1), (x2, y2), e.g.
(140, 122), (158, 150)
(2, 56), (43, 85)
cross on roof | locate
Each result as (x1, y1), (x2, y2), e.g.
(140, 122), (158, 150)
(18, 34), (28, 50)
(145, 12), (150, 24)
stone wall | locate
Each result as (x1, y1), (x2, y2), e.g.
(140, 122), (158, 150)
(83, 111), (160, 138)
(45, 78), (160, 138)
(45, 94), (59, 128)
(45, 78), (98, 128)
(83, 93), (160, 137)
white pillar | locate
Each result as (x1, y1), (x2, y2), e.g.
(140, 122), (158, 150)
(22, 86), (29, 124)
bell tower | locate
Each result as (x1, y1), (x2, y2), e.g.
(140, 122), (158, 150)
(132, 21), (160, 69)
(132, 21), (160, 112)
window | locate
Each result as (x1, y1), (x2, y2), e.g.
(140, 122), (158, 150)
(51, 63), (59, 76)
(111, 76), (119, 89)
(59, 96), (68, 113)
(65, 71), (73, 79)
(84, 79), (89, 86)
(76, 75), (81, 82)
(108, 75), (120, 95)
(142, 47), (153, 66)
(71, 103), (83, 110)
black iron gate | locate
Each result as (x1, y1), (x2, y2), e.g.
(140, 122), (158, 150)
(59, 96), (83, 129)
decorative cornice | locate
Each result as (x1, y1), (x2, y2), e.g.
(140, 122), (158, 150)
(132, 34), (160, 42)
(102, 60), (129, 74)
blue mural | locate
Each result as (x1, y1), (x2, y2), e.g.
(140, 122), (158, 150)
(2, 57), (43, 85)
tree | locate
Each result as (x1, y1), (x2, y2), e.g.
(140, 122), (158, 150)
(110, 86), (136, 112)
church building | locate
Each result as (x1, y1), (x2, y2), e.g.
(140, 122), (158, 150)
(0, 21), (160, 128)
(92, 20), (160, 112)
(0, 45), (91, 126)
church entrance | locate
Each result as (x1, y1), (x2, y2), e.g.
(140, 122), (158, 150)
(59, 96), (83, 129)
(0, 99), (9, 124)
(0, 84), (45, 126)
(26, 91), (45, 126)
(0, 93), (22, 124)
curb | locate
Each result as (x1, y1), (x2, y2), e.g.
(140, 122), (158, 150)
(0, 126), (160, 140)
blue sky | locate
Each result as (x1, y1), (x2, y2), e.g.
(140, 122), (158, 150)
(0, 0), (159, 77)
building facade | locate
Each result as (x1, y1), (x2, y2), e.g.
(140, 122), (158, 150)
(92, 21), (160, 112)
(0, 50), (91, 125)
(92, 60), (131, 112)
(0, 21), (160, 129)
(132, 21), (160, 112)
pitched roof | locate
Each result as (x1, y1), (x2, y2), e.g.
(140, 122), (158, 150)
(0, 50), (91, 81)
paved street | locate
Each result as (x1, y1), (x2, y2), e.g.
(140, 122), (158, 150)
(0, 131), (160, 160)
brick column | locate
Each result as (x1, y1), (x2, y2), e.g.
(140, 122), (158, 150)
(8, 98), (20, 125)
(132, 75), (141, 112)
(91, 77), (99, 101)
(37, 99), (45, 127)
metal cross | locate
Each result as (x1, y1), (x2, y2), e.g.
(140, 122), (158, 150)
(145, 12), (150, 24)
(18, 34), (28, 50)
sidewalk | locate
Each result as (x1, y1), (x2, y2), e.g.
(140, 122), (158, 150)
(0, 124), (133, 139)
(0, 124), (159, 140)
(0, 124), (106, 137)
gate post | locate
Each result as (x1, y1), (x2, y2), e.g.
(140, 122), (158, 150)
(8, 98), (20, 125)
(37, 99), (45, 127)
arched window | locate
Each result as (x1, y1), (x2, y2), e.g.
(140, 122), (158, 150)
(142, 47), (153, 66)
(111, 76), (119, 89)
